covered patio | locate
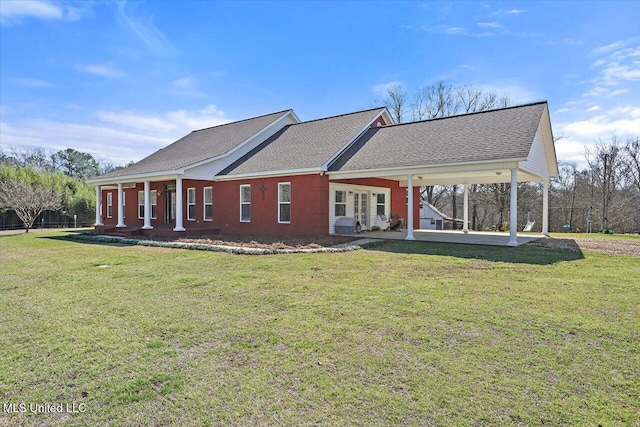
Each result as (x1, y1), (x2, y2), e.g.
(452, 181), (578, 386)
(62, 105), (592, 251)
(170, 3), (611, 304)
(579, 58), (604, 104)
(327, 102), (558, 247)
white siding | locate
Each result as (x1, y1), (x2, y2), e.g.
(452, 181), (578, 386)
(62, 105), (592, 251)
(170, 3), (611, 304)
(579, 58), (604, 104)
(519, 127), (550, 180)
(328, 183), (391, 234)
(183, 114), (298, 180)
(419, 204), (445, 229)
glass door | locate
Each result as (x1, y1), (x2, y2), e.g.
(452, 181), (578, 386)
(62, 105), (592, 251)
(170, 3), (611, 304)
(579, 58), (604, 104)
(353, 192), (369, 229)
(165, 189), (176, 224)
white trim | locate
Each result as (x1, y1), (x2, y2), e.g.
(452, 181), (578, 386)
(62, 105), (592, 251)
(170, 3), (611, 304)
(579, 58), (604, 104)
(187, 187), (196, 221)
(327, 159), (525, 180)
(106, 192), (113, 218)
(278, 182), (291, 224)
(150, 190), (157, 219)
(87, 171), (181, 185)
(182, 111), (299, 173)
(239, 184), (251, 223)
(217, 168), (322, 181)
(203, 186), (213, 221)
(322, 108), (388, 171)
(137, 190), (144, 219)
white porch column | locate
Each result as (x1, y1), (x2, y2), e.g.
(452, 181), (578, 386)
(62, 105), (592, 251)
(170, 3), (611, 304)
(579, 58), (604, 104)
(142, 181), (153, 229)
(406, 175), (415, 240)
(542, 180), (549, 236)
(508, 168), (518, 247)
(463, 184), (469, 234)
(116, 183), (125, 228)
(174, 177), (185, 232)
(94, 185), (103, 226)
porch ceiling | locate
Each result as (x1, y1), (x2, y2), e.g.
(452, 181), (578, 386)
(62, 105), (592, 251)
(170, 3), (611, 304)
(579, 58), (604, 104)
(328, 163), (546, 187)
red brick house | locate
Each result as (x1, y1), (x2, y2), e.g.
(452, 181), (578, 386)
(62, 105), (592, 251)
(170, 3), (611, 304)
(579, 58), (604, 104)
(88, 102), (557, 246)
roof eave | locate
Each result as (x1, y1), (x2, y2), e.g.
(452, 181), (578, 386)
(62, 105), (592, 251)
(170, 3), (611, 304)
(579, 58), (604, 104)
(86, 170), (183, 185)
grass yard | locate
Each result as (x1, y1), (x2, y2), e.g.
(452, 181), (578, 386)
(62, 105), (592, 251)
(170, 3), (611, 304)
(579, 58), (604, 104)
(1, 230), (638, 426)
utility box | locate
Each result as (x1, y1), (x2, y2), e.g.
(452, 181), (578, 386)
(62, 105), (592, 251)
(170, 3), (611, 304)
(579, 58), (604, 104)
(335, 217), (357, 235)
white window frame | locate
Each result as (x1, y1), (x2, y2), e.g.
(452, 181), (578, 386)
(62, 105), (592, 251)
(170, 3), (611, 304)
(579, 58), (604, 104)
(150, 190), (157, 219)
(376, 193), (386, 216)
(240, 184), (251, 222)
(106, 192), (113, 218)
(278, 182), (291, 224)
(122, 191), (126, 218)
(138, 190), (144, 219)
(203, 187), (213, 221)
(334, 190), (346, 217)
(187, 188), (196, 221)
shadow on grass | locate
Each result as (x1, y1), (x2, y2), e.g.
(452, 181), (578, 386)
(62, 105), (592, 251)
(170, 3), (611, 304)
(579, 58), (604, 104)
(369, 239), (584, 265)
(40, 234), (135, 248)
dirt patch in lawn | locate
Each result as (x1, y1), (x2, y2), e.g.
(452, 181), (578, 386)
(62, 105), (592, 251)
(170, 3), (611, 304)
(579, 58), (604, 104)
(534, 237), (640, 257)
(169, 235), (360, 250)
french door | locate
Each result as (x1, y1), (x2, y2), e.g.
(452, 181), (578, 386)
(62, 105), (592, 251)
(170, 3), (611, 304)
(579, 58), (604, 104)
(353, 192), (369, 229)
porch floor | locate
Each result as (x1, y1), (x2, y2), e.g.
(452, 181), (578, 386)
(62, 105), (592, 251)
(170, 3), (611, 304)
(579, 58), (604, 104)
(338, 229), (545, 247)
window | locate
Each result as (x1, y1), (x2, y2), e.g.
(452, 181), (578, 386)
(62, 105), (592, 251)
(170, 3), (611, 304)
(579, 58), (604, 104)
(138, 191), (144, 219)
(106, 192), (113, 218)
(278, 182), (291, 223)
(122, 192), (126, 218)
(203, 187), (213, 221)
(150, 190), (157, 219)
(376, 193), (386, 216)
(240, 185), (251, 222)
(334, 190), (346, 216)
(187, 188), (196, 221)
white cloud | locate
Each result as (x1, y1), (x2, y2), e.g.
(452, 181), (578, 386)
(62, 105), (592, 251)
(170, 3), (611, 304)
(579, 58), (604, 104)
(505, 9), (526, 15)
(587, 105), (600, 112)
(0, 105), (230, 165)
(0, 0), (84, 25)
(12, 77), (60, 88)
(477, 22), (502, 29)
(115, 1), (176, 55)
(172, 77), (193, 88)
(554, 106), (640, 165)
(592, 41), (624, 55)
(78, 63), (125, 79)
(372, 81), (404, 96)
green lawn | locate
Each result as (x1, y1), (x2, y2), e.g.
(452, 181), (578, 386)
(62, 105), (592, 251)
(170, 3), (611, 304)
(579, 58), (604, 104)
(1, 231), (638, 426)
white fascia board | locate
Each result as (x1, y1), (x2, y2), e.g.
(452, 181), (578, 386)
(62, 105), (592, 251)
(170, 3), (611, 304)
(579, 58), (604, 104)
(321, 109), (387, 172)
(215, 168), (322, 181)
(380, 108), (393, 126)
(541, 105), (559, 177)
(87, 171), (182, 185)
(182, 110), (297, 173)
(327, 158), (524, 180)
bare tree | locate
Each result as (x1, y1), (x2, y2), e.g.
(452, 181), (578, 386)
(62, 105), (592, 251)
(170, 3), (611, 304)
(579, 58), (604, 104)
(0, 179), (60, 232)
(624, 137), (640, 193)
(379, 86), (407, 124)
(586, 136), (626, 231)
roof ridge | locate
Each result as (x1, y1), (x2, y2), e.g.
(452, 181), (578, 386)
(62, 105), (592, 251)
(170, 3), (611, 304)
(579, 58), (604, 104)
(378, 100), (548, 129)
(295, 106), (386, 125)
(190, 109), (292, 133)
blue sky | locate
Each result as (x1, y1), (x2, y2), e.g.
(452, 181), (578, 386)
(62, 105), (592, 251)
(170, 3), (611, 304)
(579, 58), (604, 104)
(1, 1), (638, 167)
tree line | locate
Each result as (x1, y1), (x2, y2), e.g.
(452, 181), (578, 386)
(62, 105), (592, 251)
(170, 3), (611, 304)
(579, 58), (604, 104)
(0, 147), (131, 232)
(378, 82), (640, 234)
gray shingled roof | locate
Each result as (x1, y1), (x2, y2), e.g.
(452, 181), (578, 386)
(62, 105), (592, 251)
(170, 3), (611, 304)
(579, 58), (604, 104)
(219, 108), (385, 176)
(328, 102), (547, 172)
(95, 110), (291, 179)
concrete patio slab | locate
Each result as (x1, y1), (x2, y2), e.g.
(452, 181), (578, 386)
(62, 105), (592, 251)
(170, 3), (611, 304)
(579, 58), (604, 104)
(338, 229), (544, 247)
